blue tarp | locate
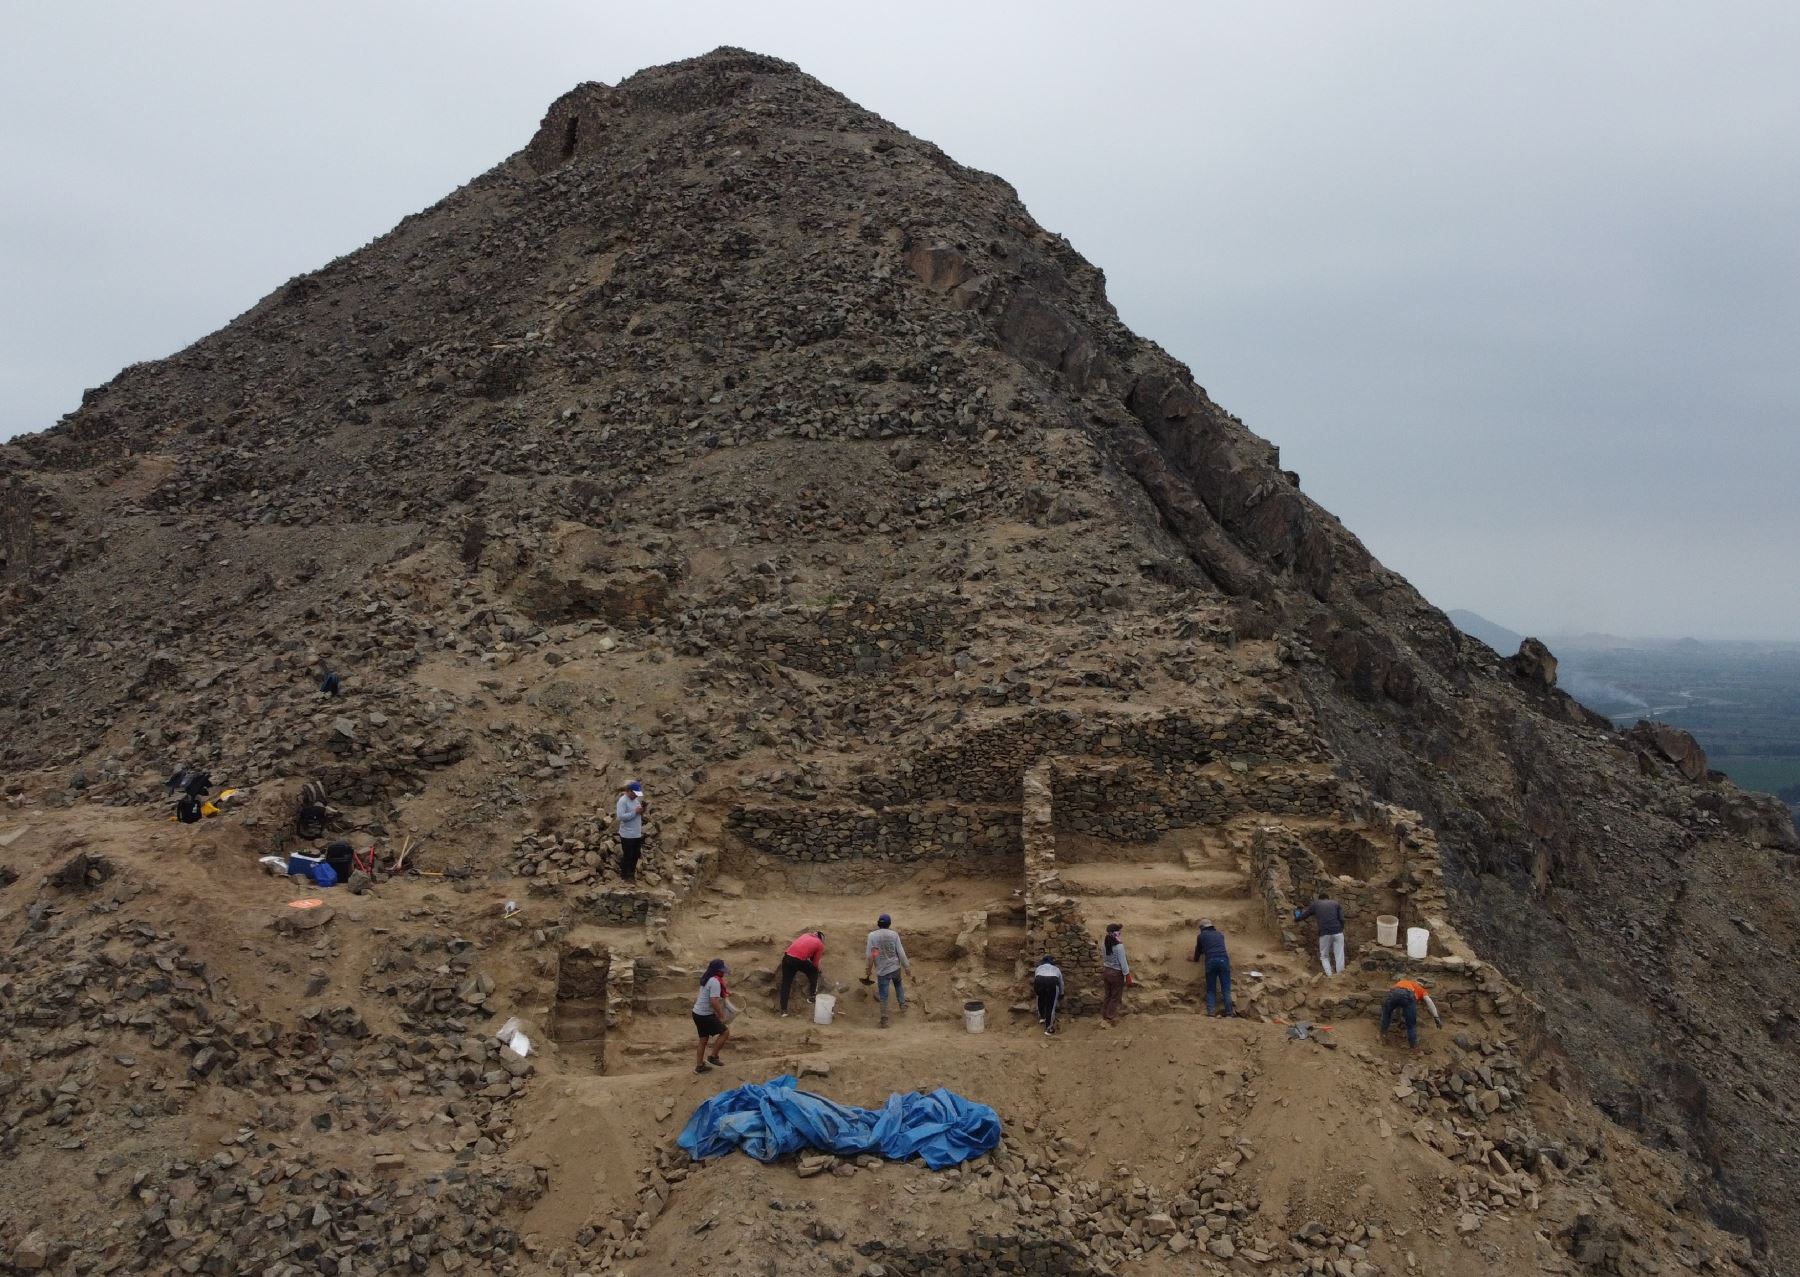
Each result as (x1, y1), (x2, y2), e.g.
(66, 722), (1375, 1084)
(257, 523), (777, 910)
(677, 1075), (1001, 1170)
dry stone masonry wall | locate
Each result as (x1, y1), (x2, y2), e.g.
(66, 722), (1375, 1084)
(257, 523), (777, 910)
(1022, 761), (1102, 1013)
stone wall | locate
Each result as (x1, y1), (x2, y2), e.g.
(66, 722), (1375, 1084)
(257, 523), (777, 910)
(851, 707), (1327, 808)
(1022, 761), (1101, 1014)
(1251, 801), (1476, 967)
(724, 803), (1020, 863)
(1049, 760), (1347, 843)
(679, 595), (967, 677)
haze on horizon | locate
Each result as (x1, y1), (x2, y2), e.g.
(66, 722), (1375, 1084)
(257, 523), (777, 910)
(2, 2), (1797, 639)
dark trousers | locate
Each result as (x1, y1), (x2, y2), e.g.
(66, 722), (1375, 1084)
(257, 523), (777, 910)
(619, 836), (643, 881)
(778, 955), (819, 1011)
(1034, 976), (1062, 1029)
(1381, 988), (1419, 1046)
(1205, 958), (1233, 1015)
(1101, 968), (1126, 1021)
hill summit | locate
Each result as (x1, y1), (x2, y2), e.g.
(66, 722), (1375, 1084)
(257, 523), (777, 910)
(1, 48), (1796, 1276)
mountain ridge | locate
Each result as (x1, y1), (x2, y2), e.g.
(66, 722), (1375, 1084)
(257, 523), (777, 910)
(1, 47), (1796, 1276)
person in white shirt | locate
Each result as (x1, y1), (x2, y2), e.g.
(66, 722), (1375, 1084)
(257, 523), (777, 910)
(863, 913), (912, 1028)
(1032, 956), (1065, 1035)
(1101, 923), (1133, 1025)
(691, 959), (734, 1073)
(615, 781), (647, 881)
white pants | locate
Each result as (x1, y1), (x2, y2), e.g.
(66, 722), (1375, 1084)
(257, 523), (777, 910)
(1318, 932), (1345, 976)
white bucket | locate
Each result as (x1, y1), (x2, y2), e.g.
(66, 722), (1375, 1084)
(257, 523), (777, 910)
(1406, 927), (1430, 960)
(963, 1000), (986, 1033)
(1376, 915), (1400, 947)
(812, 994), (837, 1026)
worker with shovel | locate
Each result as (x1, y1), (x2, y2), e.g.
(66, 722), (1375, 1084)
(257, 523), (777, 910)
(863, 914), (912, 1028)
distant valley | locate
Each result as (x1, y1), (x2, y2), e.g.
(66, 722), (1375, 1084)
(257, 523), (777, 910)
(1450, 609), (1800, 823)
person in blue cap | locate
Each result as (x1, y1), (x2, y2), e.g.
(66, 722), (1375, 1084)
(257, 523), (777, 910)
(616, 780), (647, 881)
(863, 913), (912, 1028)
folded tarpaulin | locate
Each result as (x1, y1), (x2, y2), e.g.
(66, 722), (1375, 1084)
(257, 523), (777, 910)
(677, 1074), (1001, 1170)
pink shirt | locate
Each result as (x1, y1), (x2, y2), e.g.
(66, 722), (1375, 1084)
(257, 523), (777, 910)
(785, 934), (824, 963)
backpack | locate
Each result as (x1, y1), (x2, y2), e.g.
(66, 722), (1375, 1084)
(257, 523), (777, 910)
(296, 804), (327, 839)
(176, 795), (202, 824)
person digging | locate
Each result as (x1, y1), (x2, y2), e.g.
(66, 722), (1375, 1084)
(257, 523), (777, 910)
(1379, 975), (1443, 1049)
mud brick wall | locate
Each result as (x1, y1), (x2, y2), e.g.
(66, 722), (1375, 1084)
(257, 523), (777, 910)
(725, 804), (1020, 862)
(683, 596), (966, 677)
(1022, 762), (1101, 1013)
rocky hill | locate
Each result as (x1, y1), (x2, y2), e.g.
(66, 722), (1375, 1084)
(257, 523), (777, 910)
(2, 47), (1796, 1277)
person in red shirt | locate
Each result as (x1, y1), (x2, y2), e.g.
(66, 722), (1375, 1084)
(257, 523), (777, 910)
(779, 930), (826, 1015)
(1380, 976), (1443, 1048)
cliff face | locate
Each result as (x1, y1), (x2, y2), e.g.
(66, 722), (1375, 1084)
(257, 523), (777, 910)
(1, 47), (1795, 1273)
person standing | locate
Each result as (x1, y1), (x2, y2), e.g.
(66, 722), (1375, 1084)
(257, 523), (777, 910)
(692, 959), (734, 1073)
(1297, 892), (1348, 976)
(864, 914), (912, 1028)
(1100, 923), (1132, 1025)
(1190, 918), (1234, 1017)
(615, 781), (647, 881)
(1379, 976), (1443, 1048)
(1032, 955), (1065, 1035)
(779, 930), (825, 1016)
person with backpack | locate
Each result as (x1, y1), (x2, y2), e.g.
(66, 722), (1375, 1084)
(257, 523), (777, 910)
(615, 781), (647, 881)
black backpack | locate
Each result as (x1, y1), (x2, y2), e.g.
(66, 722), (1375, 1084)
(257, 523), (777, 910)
(176, 795), (202, 824)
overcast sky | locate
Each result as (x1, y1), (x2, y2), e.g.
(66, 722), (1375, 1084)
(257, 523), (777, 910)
(3, 3), (1797, 639)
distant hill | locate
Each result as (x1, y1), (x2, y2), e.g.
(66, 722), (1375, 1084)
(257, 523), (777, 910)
(1446, 608), (1524, 655)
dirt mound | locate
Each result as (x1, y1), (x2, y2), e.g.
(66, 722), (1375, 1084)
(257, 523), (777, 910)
(1, 45), (1795, 1276)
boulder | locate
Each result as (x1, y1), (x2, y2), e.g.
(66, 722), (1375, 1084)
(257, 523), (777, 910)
(1510, 637), (1558, 688)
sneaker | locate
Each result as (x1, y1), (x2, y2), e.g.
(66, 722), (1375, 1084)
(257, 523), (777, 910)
(780, 1012), (790, 1018)
(695, 1063), (711, 1074)
(879, 1015), (890, 1029)
(707, 1055), (724, 1067)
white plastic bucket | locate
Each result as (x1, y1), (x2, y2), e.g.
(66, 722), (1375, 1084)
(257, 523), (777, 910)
(1406, 927), (1430, 960)
(963, 1000), (986, 1033)
(1376, 915), (1400, 947)
(812, 994), (837, 1026)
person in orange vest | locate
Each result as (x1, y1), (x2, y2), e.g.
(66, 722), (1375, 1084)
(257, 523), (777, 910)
(1379, 976), (1443, 1048)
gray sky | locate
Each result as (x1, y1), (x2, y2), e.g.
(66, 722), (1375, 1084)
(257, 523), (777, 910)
(4, 3), (1797, 639)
